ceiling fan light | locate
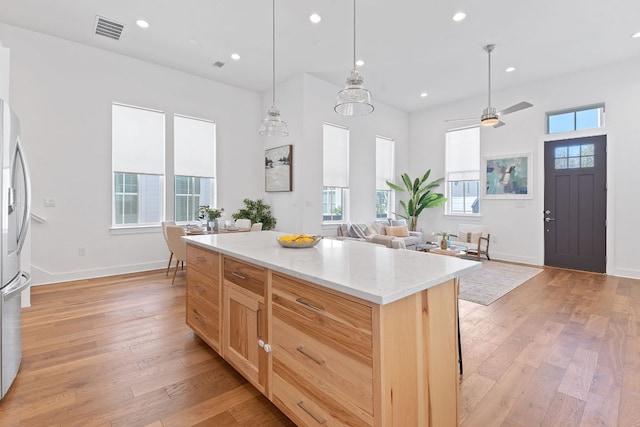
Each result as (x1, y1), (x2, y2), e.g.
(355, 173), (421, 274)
(335, 69), (374, 116)
(481, 107), (499, 126)
(259, 105), (289, 137)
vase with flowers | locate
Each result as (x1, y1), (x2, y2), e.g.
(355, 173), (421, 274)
(198, 206), (224, 231)
(434, 231), (456, 249)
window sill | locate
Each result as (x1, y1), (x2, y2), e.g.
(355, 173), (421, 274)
(110, 225), (162, 235)
(443, 213), (483, 219)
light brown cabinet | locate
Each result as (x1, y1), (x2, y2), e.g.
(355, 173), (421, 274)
(185, 245), (221, 352)
(222, 257), (269, 394)
(185, 244), (460, 427)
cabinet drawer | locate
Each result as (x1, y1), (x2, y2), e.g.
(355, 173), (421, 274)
(187, 245), (219, 276)
(272, 273), (373, 363)
(272, 316), (373, 416)
(223, 257), (266, 297)
(273, 372), (372, 427)
(186, 294), (220, 346)
(186, 267), (219, 305)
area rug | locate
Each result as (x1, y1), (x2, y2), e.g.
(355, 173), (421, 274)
(459, 261), (543, 305)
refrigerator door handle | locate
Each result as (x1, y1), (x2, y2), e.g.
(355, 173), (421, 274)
(15, 138), (32, 254)
(2, 272), (31, 301)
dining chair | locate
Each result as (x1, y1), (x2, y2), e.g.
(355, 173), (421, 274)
(161, 221), (176, 276)
(235, 218), (252, 231)
(165, 225), (187, 284)
(249, 222), (263, 231)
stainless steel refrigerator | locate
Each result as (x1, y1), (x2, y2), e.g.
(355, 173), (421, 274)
(0, 98), (31, 400)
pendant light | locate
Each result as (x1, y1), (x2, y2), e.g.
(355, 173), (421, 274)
(334, 0), (374, 116)
(259, 0), (289, 137)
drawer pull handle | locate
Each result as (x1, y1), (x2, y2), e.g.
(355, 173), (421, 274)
(295, 298), (324, 311)
(231, 272), (247, 280)
(297, 347), (325, 365)
(297, 401), (326, 425)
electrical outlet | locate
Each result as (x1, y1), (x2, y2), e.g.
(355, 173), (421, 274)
(79, 248), (87, 256)
(44, 197), (56, 207)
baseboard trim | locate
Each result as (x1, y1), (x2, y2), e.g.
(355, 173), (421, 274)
(610, 267), (640, 280)
(489, 252), (540, 266)
(30, 261), (167, 286)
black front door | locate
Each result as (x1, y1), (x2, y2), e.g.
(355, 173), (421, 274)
(543, 135), (607, 272)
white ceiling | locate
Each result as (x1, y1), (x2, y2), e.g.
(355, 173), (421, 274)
(1, 0), (639, 112)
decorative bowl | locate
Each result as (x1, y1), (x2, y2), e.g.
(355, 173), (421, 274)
(277, 235), (323, 248)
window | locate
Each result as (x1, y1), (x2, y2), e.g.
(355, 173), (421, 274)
(445, 127), (480, 215)
(554, 143), (595, 169)
(174, 115), (216, 222)
(375, 136), (394, 220)
(112, 104), (165, 226)
(547, 104), (605, 134)
(323, 123), (349, 222)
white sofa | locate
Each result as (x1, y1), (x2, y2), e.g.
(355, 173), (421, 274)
(335, 220), (423, 250)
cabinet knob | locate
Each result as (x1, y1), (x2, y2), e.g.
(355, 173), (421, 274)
(258, 339), (265, 348)
(263, 344), (272, 353)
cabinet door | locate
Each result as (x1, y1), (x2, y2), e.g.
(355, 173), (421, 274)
(186, 247), (221, 351)
(223, 282), (268, 394)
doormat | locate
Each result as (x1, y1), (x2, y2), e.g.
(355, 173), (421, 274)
(459, 261), (542, 305)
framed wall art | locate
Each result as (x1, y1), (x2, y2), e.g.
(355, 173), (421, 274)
(484, 153), (532, 199)
(265, 144), (292, 192)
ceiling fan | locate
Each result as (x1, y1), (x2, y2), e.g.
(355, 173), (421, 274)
(446, 44), (533, 128)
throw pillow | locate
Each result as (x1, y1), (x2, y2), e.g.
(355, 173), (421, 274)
(372, 222), (386, 235)
(338, 223), (350, 237)
(364, 224), (378, 236)
(349, 224), (367, 239)
(385, 225), (410, 237)
(388, 218), (407, 226)
(458, 231), (482, 243)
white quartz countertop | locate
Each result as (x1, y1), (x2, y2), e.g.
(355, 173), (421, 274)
(184, 231), (481, 305)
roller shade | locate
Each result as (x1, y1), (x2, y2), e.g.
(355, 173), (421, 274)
(446, 127), (480, 181)
(376, 136), (394, 190)
(323, 123), (349, 188)
(112, 104), (164, 175)
(174, 115), (216, 177)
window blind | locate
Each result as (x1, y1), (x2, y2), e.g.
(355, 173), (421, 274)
(174, 115), (216, 177)
(376, 136), (394, 190)
(323, 123), (349, 188)
(112, 104), (165, 175)
(446, 127), (480, 181)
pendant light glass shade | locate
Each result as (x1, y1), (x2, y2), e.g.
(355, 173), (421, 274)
(334, 69), (374, 116)
(259, 105), (289, 137)
(259, 0), (288, 137)
(335, 0), (374, 116)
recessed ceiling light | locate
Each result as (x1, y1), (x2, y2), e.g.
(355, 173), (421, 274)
(230, 53), (241, 61)
(505, 66), (516, 73)
(452, 12), (466, 22)
(309, 13), (322, 24)
(632, 32), (640, 38)
(355, 59), (365, 67)
(420, 92), (428, 98)
(136, 19), (149, 29)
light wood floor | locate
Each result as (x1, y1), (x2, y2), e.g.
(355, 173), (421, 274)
(0, 266), (638, 426)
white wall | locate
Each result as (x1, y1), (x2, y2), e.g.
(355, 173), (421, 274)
(409, 57), (640, 278)
(0, 24), (264, 285)
(265, 73), (409, 235)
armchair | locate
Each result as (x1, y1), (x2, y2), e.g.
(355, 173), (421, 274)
(453, 224), (491, 260)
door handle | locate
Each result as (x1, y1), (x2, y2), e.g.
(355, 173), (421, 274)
(545, 217), (555, 223)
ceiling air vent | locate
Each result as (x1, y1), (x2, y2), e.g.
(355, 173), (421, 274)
(212, 61), (225, 68)
(94, 16), (124, 41)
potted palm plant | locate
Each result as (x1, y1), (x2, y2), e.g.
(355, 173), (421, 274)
(386, 170), (447, 231)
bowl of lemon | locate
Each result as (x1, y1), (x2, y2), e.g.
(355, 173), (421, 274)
(277, 234), (323, 248)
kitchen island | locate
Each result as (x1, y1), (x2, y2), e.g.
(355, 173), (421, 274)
(184, 231), (480, 427)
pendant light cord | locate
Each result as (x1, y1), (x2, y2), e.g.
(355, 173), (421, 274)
(272, 0), (276, 105)
(353, 0), (356, 68)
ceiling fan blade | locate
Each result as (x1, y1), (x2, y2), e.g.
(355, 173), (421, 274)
(493, 120), (506, 128)
(498, 101), (533, 116)
(444, 117), (477, 123)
